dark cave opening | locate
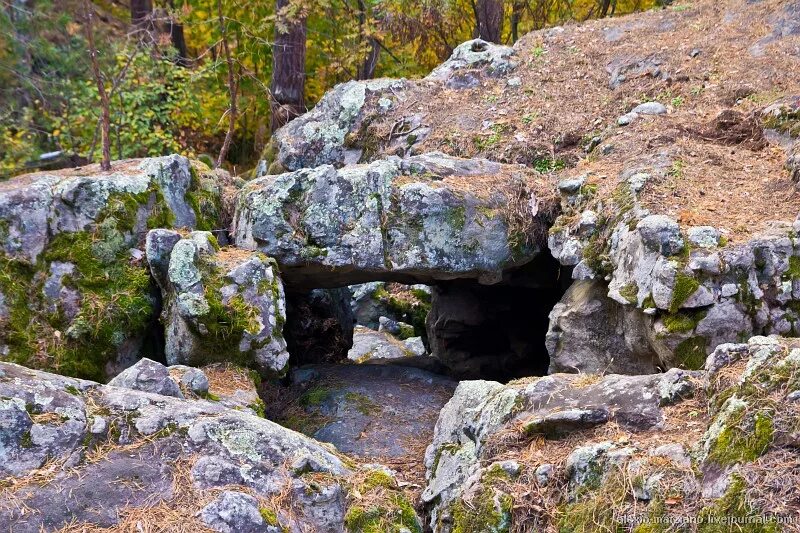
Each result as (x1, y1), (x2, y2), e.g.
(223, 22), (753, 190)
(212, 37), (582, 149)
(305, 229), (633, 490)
(281, 253), (571, 383)
(426, 254), (572, 381)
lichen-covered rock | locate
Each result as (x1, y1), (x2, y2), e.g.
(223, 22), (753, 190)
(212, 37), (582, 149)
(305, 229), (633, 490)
(548, 156), (800, 371)
(422, 334), (800, 531)
(107, 357), (184, 398)
(261, 39), (516, 174)
(347, 325), (431, 366)
(0, 361), (420, 532)
(145, 230), (289, 376)
(264, 78), (408, 173)
(0, 155), (226, 381)
(423, 369), (698, 530)
(427, 39), (516, 83)
(699, 336), (799, 467)
(200, 491), (277, 533)
(235, 153), (551, 289)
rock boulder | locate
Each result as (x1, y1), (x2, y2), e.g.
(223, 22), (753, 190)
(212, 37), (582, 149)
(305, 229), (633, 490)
(235, 153), (553, 289)
(145, 230), (289, 376)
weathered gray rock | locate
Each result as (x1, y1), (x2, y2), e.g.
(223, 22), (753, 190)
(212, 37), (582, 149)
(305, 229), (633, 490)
(173, 365), (210, 396)
(0, 156), (226, 381)
(546, 279), (661, 374)
(631, 101), (668, 115)
(235, 153), (547, 288)
(145, 230), (289, 376)
(261, 39), (516, 174)
(403, 336), (427, 357)
(348, 325), (416, 363)
(107, 357), (184, 398)
(265, 78), (408, 173)
(349, 281), (387, 329)
(422, 379), (517, 523)
(787, 142), (800, 182)
(549, 156), (800, 370)
(200, 491), (276, 533)
(378, 316), (415, 338)
(427, 39), (516, 81)
(606, 54), (666, 89)
(687, 226), (722, 249)
(617, 112), (638, 125)
(0, 361), (420, 532)
(422, 369), (698, 528)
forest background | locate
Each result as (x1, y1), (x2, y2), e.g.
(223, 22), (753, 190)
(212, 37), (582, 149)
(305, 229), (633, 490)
(0, 0), (657, 177)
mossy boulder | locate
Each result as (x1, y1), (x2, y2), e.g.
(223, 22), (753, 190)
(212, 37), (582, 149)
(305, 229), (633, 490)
(0, 155), (226, 381)
(145, 230), (289, 377)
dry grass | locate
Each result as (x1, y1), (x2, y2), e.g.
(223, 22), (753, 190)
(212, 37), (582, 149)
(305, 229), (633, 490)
(53, 455), (298, 533)
(202, 363), (257, 398)
(213, 246), (260, 271)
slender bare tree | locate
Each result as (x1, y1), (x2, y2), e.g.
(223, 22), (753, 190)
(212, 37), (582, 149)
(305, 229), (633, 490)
(83, 1), (111, 171)
(270, 0), (307, 133)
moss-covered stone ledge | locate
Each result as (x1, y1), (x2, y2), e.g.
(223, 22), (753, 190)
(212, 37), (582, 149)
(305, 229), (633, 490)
(145, 229), (289, 377)
(0, 156), (227, 381)
(235, 152), (557, 289)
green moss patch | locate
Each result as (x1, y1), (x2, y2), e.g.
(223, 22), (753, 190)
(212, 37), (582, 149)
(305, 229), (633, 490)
(0, 178), (192, 380)
(662, 309), (707, 334)
(372, 285), (431, 339)
(619, 282), (639, 304)
(786, 256), (800, 280)
(675, 336), (708, 370)
(259, 507), (279, 527)
(187, 166), (223, 231)
(697, 474), (779, 532)
(708, 410), (774, 466)
(344, 470), (421, 533)
(450, 487), (513, 533)
(179, 253), (282, 372)
(344, 392), (381, 416)
(669, 273), (700, 313)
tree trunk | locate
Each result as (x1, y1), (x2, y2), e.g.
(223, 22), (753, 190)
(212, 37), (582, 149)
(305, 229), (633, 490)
(84, 1), (111, 171)
(130, 0), (152, 27)
(270, 0), (307, 133)
(355, 0), (380, 80)
(215, 0), (237, 168)
(475, 0), (504, 43)
(167, 0), (188, 66)
(511, 0), (524, 42)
